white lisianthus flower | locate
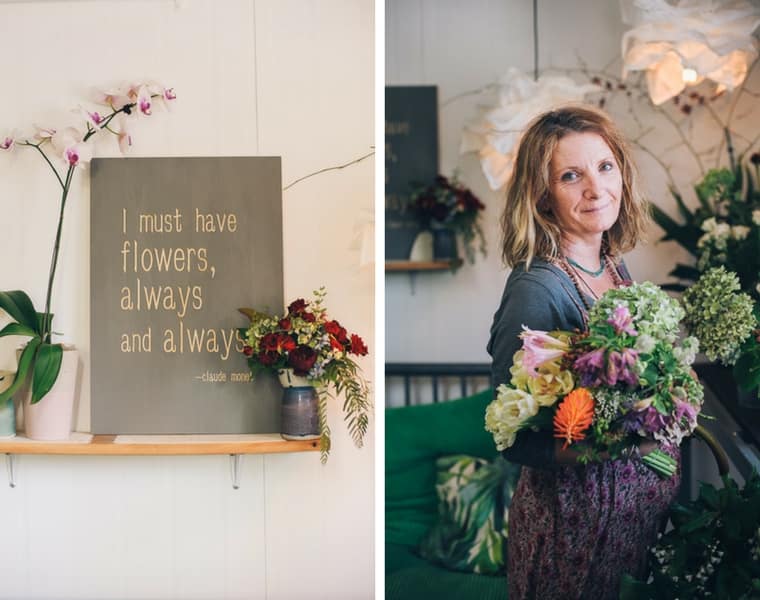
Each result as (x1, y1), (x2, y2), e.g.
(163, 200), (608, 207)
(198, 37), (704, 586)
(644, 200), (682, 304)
(731, 225), (750, 240)
(485, 385), (540, 450)
(634, 333), (657, 353)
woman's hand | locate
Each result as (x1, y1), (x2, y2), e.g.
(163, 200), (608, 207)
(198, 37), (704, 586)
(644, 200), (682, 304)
(636, 438), (658, 458)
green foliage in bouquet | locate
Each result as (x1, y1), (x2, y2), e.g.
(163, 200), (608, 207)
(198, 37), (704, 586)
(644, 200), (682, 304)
(407, 174), (487, 264)
(620, 470), (760, 600)
(651, 158), (760, 301)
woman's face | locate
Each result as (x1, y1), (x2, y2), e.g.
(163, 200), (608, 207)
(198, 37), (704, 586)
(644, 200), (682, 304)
(547, 131), (623, 244)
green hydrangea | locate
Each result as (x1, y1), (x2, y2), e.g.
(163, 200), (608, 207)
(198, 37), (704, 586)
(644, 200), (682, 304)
(682, 267), (756, 365)
(589, 281), (684, 343)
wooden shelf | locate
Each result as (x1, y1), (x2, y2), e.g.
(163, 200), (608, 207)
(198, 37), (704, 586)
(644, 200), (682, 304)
(0, 433), (319, 456)
(385, 260), (453, 272)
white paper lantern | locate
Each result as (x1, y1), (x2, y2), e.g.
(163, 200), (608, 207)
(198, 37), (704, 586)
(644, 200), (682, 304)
(620, 0), (760, 105)
(460, 68), (600, 191)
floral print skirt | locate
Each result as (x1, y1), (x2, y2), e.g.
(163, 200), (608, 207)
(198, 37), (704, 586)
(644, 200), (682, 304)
(507, 446), (680, 600)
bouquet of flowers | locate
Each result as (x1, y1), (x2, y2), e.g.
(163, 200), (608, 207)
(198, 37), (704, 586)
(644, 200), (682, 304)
(485, 282), (704, 477)
(240, 287), (370, 462)
(407, 174), (486, 264)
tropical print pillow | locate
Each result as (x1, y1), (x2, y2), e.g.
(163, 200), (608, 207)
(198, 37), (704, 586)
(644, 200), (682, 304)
(417, 454), (520, 574)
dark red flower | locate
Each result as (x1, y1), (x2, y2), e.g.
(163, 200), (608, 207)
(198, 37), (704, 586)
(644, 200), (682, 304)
(325, 320), (348, 343)
(278, 317), (291, 330)
(288, 345), (317, 376)
(287, 298), (308, 315)
(302, 312), (316, 323)
(261, 332), (295, 353)
(243, 345), (254, 357)
(350, 334), (368, 356)
(258, 350), (278, 366)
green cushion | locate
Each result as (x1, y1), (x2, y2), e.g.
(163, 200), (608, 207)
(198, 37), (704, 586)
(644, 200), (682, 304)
(385, 564), (506, 600)
(418, 454), (520, 574)
(385, 389), (497, 551)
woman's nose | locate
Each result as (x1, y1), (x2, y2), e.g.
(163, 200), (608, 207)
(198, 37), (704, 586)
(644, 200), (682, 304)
(583, 173), (602, 199)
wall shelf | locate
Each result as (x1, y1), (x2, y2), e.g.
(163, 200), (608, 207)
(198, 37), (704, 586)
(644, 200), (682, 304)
(385, 260), (454, 272)
(0, 433), (319, 455)
(0, 433), (319, 489)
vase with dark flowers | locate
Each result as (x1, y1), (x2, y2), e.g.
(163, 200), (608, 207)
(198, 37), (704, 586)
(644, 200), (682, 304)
(239, 287), (371, 463)
(407, 174), (486, 265)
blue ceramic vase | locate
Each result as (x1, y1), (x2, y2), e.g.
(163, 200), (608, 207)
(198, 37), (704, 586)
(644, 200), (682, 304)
(277, 370), (320, 441)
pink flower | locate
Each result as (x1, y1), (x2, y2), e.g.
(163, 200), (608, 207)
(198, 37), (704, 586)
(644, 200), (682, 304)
(136, 86), (152, 116)
(164, 88), (177, 101)
(91, 86), (131, 111)
(33, 126), (57, 142)
(574, 348), (606, 386)
(51, 127), (92, 168)
(607, 305), (637, 336)
(519, 326), (569, 375)
(0, 133), (15, 150)
(606, 348), (639, 386)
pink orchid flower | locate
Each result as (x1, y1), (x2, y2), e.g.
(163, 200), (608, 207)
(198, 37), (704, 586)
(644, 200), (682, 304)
(116, 124), (133, 154)
(136, 86), (153, 116)
(519, 326), (569, 375)
(0, 132), (16, 150)
(92, 86), (131, 111)
(33, 126), (57, 142)
(51, 127), (92, 168)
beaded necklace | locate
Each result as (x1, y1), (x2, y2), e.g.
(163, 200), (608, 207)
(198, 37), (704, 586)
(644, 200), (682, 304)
(554, 254), (623, 315)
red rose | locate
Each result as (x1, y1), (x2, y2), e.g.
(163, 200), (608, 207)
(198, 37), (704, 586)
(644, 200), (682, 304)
(278, 317), (291, 330)
(330, 337), (344, 352)
(288, 345), (317, 376)
(243, 345), (254, 357)
(261, 332), (280, 352)
(302, 312), (316, 323)
(278, 333), (297, 352)
(287, 299), (308, 315)
(262, 332), (296, 353)
(325, 320), (348, 343)
(350, 334), (368, 356)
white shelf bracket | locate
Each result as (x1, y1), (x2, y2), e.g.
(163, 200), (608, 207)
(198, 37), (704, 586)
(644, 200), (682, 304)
(230, 453), (243, 489)
(6, 453), (17, 488)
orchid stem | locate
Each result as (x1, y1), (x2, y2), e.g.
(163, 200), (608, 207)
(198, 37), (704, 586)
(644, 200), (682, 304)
(42, 165), (74, 342)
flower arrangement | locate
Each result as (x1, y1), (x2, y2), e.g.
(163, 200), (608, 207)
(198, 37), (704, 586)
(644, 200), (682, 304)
(0, 81), (175, 405)
(652, 157), (760, 302)
(407, 174), (486, 264)
(620, 471), (760, 599)
(485, 282), (705, 477)
(240, 287), (370, 463)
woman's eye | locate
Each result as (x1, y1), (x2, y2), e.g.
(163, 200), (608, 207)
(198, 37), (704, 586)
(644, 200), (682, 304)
(600, 161), (614, 172)
(560, 171), (578, 182)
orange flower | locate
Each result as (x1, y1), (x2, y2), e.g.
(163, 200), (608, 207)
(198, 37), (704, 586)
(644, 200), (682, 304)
(553, 388), (595, 450)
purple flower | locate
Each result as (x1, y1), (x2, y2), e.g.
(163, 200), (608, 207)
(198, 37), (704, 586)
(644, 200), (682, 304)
(574, 348), (606, 386)
(606, 348), (639, 387)
(641, 406), (667, 434)
(607, 305), (637, 336)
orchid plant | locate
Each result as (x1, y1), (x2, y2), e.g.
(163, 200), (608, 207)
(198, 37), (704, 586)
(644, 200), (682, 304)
(0, 82), (176, 405)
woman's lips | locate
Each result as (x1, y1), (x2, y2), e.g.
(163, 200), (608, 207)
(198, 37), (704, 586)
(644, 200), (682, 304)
(582, 202), (610, 213)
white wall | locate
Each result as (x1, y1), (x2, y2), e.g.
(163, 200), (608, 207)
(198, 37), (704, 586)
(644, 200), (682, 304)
(0, 1), (374, 598)
(385, 0), (760, 368)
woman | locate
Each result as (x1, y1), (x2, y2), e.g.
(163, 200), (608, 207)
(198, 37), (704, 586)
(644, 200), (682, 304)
(486, 105), (680, 599)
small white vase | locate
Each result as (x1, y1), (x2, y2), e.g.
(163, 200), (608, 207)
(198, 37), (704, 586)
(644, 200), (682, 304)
(277, 368), (311, 388)
(408, 229), (434, 262)
(23, 347), (79, 441)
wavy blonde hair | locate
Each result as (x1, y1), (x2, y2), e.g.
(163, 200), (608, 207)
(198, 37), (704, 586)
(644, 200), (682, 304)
(500, 104), (650, 268)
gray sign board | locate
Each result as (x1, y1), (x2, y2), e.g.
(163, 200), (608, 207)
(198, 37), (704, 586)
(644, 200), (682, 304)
(90, 157), (283, 434)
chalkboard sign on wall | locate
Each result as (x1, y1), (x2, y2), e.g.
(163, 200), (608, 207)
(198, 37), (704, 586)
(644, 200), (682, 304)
(90, 157), (283, 434)
(385, 86), (439, 260)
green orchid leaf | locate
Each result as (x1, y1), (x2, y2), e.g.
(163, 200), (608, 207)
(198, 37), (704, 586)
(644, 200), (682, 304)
(670, 264), (701, 281)
(0, 337), (41, 403)
(30, 343), (63, 404)
(0, 322), (38, 339)
(0, 290), (40, 331)
(36, 312), (53, 337)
